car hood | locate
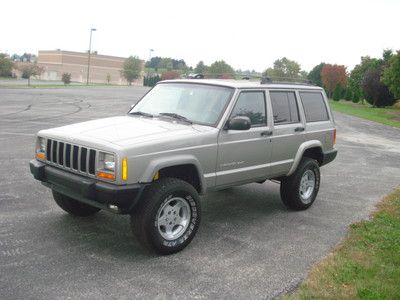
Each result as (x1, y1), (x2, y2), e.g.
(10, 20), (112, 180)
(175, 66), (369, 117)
(43, 115), (207, 146)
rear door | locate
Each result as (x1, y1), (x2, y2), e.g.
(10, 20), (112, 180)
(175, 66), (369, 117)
(216, 90), (272, 187)
(268, 90), (305, 177)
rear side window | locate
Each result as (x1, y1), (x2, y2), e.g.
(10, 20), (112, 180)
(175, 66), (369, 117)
(270, 91), (300, 124)
(230, 91), (266, 126)
(299, 92), (329, 122)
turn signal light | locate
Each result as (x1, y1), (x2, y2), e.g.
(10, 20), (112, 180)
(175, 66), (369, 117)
(333, 128), (337, 145)
(36, 152), (45, 160)
(122, 158), (128, 181)
(96, 171), (115, 181)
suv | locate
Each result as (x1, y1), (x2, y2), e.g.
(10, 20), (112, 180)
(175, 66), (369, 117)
(30, 79), (337, 254)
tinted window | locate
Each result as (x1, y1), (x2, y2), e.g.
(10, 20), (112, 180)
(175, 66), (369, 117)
(270, 91), (300, 124)
(231, 91), (266, 126)
(300, 92), (329, 122)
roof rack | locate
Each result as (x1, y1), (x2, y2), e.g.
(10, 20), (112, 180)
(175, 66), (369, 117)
(260, 76), (314, 86)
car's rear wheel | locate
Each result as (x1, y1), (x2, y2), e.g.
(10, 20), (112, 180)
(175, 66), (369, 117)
(280, 157), (320, 210)
(52, 190), (101, 216)
(130, 178), (201, 255)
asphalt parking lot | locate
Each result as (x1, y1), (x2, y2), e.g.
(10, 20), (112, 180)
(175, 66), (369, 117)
(0, 86), (399, 299)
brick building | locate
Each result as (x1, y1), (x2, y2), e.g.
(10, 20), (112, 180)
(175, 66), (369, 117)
(37, 50), (143, 85)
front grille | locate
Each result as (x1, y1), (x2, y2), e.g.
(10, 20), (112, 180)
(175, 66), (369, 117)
(46, 139), (97, 176)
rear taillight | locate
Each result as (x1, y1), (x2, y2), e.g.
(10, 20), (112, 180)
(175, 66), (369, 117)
(333, 128), (337, 145)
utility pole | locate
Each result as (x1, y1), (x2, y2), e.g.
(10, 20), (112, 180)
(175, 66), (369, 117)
(149, 49), (154, 62)
(86, 28), (96, 85)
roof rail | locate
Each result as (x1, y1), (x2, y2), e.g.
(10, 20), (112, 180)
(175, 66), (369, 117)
(260, 76), (314, 86)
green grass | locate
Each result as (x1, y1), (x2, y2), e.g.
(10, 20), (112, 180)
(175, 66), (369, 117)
(283, 187), (400, 300)
(330, 100), (400, 128)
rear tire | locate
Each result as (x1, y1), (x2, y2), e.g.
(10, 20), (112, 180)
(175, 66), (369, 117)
(130, 178), (201, 255)
(52, 190), (101, 216)
(280, 158), (320, 210)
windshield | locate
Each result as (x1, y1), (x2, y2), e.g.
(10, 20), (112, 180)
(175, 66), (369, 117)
(130, 83), (233, 126)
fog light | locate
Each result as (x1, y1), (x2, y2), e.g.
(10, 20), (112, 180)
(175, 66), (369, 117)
(108, 204), (119, 211)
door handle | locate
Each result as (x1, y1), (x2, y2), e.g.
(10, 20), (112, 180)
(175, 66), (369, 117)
(294, 127), (305, 132)
(261, 130), (273, 137)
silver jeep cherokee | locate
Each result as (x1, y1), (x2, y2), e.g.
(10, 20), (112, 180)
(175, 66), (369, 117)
(30, 79), (337, 254)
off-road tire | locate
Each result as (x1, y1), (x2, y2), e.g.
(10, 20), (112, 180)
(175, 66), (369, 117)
(52, 190), (101, 216)
(280, 157), (320, 210)
(131, 178), (201, 255)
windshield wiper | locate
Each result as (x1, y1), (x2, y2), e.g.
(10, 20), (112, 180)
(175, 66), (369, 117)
(159, 113), (193, 124)
(130, 111), (153, 118)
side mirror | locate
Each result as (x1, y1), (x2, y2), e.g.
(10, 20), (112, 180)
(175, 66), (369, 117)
(227, 116), (251, 130)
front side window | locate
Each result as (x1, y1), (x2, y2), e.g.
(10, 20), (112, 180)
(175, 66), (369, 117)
(130, 83), (233, 126)
(299, 92), (329, 122)
(270, 91), (300, 124)
(230, 91), (266, 126)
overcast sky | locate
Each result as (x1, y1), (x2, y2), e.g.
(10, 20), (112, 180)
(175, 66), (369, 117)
(1, 0), (399, 72)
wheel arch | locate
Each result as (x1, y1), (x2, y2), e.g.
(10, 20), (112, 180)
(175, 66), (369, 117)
(287, 140), (323, 176)
(139, 155), (206, 194)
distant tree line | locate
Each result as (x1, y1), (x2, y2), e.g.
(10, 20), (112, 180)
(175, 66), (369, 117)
(307, 49), (399, 107)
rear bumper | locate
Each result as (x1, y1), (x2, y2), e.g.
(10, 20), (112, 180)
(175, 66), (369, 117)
(321, 149), (338, 166)
(30, 159), (148, 214)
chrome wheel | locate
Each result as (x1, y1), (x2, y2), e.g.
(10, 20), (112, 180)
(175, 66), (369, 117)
(299, 170), (315, 203)
(157, 197), (191, 240)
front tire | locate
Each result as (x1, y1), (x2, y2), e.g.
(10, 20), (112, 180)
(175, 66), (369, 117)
(280, 157), (320, 210)
(52, 190), (101, 216)
(131, 178), (201, 255)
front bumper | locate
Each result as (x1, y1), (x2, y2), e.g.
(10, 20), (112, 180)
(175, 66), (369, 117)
(30, 159), (148, 214)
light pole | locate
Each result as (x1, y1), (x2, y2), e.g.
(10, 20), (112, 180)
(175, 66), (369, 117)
(149, 49), (154, 62)
(86, 28), (96, 85)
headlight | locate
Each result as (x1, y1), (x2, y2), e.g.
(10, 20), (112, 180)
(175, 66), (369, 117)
(98, 152), (115, 172)
(35, 137), (46, 160)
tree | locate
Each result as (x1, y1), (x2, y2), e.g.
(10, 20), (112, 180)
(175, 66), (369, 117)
(321, 64), (347, 98)
(0, 54), (14, 77)
(344, 88), (352, 101)
(348, 56), (380, 102)
(121, 56), (142, 85)
(263, 57), (301, 79)
(382, 50), (400, 99)
(18, 63), (44, 86)
(208, 60), (235, 78)
(145, 56), (162, 69)
(61, 73), (71, 85)
(352, 89), (360, 103)
(194, 61), (207, 74)
(307, 63), (325, 86)
(332, 83), (342, 101)
(362, 67), (394, 107)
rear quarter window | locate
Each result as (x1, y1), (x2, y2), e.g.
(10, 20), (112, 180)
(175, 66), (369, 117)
(299, 92), (329, 122)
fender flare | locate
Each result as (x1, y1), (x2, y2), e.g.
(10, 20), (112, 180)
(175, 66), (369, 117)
(139, 155), (207, 194)
(287, 140), (323, 176)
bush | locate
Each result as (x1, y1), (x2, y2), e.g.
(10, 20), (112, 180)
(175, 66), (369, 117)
(362, 68), (394, 107)
(143, 75), (161, 87)
(352, 90), (360, 103)
(332, 83), (342, 101)
(161, 71), (180, 80)
(344, 89), (352, 101)
(62, 73), (71, 85)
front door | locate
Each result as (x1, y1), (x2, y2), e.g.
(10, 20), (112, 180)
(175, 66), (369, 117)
(216, 91), (272, 187)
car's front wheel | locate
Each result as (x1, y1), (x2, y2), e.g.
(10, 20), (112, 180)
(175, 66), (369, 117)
(130, 178), (201, 255)
(280, 157), (320, 210)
